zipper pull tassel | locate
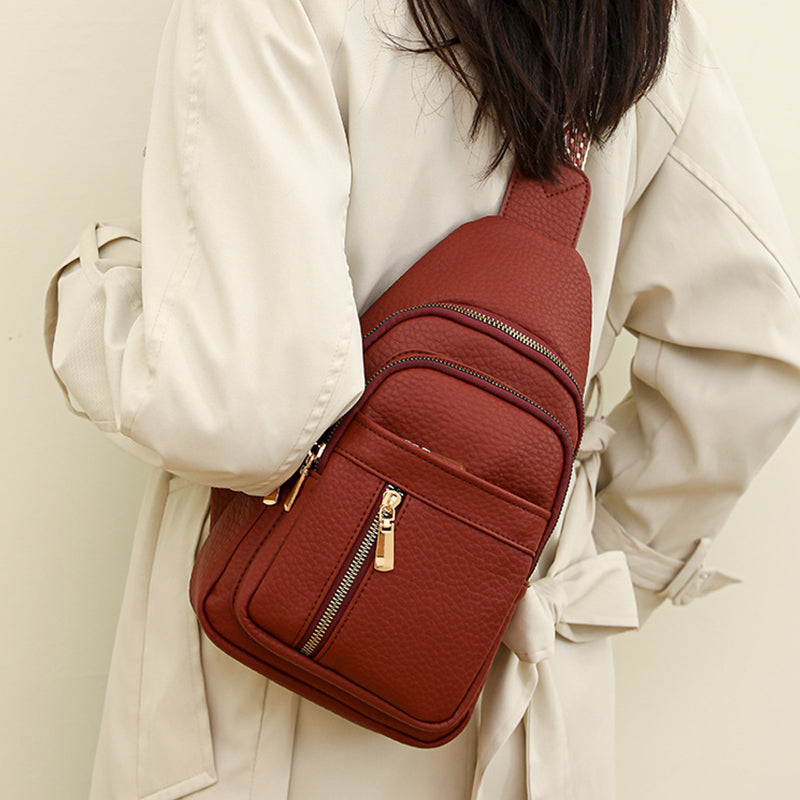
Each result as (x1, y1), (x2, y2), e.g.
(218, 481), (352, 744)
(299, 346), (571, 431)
(375, 487), (403, 572)
(282, 442), (326, 512)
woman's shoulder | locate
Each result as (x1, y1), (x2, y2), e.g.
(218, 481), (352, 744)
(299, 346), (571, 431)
(643, 0), (711, 136)
(623, 0), (712, 194)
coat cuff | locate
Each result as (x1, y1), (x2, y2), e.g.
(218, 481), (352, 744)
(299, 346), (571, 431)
(592, 500), (741, 623)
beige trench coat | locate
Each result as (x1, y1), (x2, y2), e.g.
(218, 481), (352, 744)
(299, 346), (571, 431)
(44, 1), (800, 798)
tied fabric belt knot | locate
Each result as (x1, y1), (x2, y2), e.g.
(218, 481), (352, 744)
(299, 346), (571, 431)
(470, 401), (640, 800)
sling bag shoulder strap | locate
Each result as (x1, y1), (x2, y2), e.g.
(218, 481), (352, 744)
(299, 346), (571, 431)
(499, 161), (591, 248)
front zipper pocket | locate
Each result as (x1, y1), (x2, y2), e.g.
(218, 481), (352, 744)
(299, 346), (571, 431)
(312, 484), (533, 723)
(298, 484), (406, 657)
(235, 452), (389, 649)
(234, 350), (570, 727)
(304, 411), (541, 722)
(234, 409), (543, 726)
(235, 397), (552, 638)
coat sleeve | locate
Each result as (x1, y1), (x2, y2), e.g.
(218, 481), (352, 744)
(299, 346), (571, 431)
(44, 0), (365, 495)
(592, 8), (800, 624)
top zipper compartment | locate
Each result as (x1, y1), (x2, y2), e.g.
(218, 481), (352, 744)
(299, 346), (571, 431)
(323, 352), (571, 476)
(267, 303), (581, 508)
(362, 301), (580, 397)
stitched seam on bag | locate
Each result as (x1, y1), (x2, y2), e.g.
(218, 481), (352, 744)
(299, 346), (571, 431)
(231, 499), (315, 638)
(542, 177), (584, 199)
(347, 415), (551, 520)
(502, 170), (588, 246)
(319, 526), (532, 723)
(338, 447), (541, 555)
(339, 444), (550, 533)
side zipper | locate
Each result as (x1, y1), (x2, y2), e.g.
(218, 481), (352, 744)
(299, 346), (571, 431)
(298, 484), (406, 658)
(279, 441), (327, 512)
(263, 433), (334, 509)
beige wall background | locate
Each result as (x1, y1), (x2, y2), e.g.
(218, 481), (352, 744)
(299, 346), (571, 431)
(1, 2), (797, 798)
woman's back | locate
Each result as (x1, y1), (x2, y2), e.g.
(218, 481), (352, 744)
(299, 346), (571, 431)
(44, 1), (800, 798)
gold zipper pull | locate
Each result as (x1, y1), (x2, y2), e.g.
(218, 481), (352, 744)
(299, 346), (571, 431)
(262, 486), (281, 505)
(375, 488), (403, 572)
(283, 442), (326, 512)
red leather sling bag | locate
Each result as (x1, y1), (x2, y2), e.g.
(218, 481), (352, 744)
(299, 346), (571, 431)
(190, 160), (592, 747)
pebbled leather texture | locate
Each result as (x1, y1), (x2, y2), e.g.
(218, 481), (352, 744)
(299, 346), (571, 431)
(190, 162), (592, 747)
(240, 457), (386, 648)
(499, 161), (591, 248)
(363, 313), (582, 446)
(315, 493), (532, 722)
(359, 218), (592, 397)
(361, 365), (566, 508)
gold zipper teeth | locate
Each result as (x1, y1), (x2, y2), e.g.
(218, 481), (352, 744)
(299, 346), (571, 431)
(319, 303), (577, 453)
(300, 485), (404, 657)
(362, 302), (579, 393)
(318, 353), (571, 461)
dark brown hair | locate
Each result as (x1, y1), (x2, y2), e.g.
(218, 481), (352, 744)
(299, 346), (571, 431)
(392, 0), (676, 181)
